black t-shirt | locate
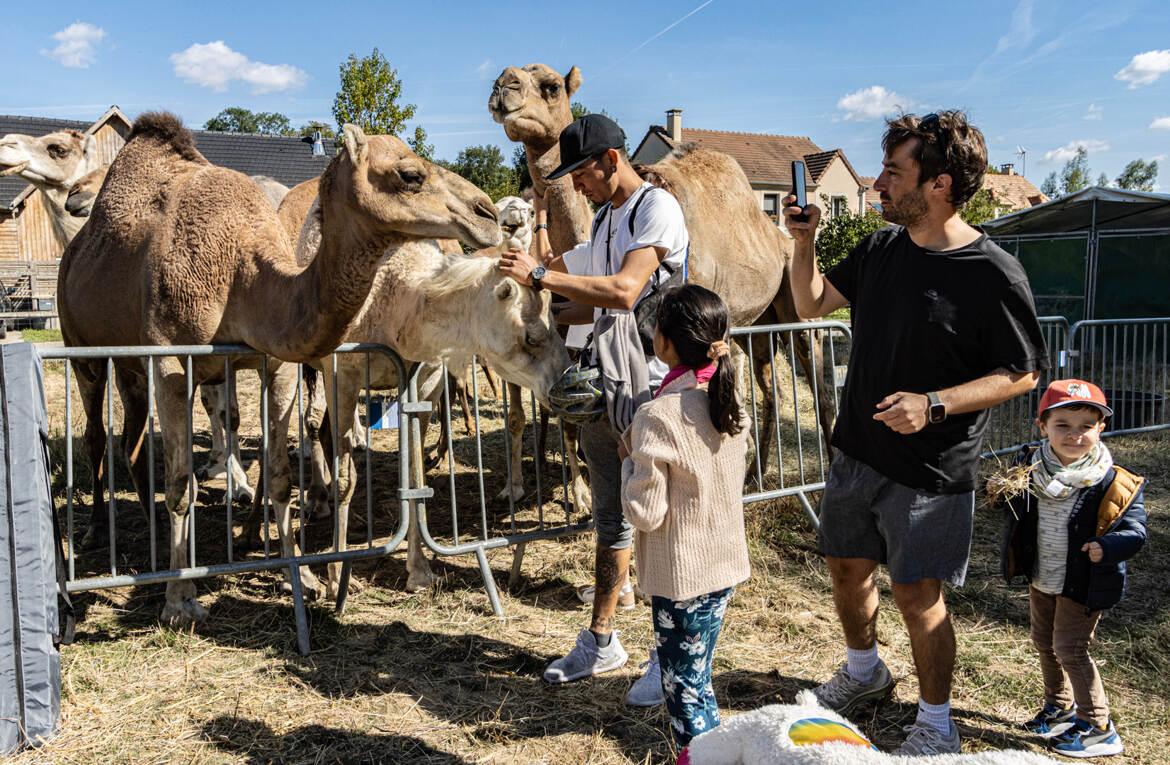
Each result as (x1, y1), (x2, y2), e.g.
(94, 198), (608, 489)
(825, 226), (1049, 494)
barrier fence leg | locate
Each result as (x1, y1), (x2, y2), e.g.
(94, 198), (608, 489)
(289, 562), (311, 656)
(476, 546), (504, 619)
(508, 542), (527, 591)
(335, 561), (352, 615)
(797, 491), (821, 530)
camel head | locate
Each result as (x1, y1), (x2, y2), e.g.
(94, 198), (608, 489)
(493, 195), (535, 254)
(488, 64), (581, 146)
(322, 124), (500, 250)
(0, 129), (98, 191)
(64, 163), (111, 217)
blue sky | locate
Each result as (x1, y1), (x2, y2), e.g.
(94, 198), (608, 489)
(5, 0), (1169, 190)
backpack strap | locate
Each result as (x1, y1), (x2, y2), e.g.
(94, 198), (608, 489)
(591, 202), (612, 240)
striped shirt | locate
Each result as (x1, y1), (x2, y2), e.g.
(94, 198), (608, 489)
(1033, 492), (1080, 594)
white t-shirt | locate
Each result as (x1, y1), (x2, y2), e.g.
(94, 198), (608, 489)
(560, 183), (689, 386)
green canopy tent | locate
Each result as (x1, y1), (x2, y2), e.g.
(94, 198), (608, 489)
(982, 187), (1170, 321)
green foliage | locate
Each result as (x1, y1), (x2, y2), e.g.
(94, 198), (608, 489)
(960, 188), (1012, 225)
(442, 144), (518, 201)
(1115, 159), (1159, 191)
(332, 47), (416, 136)
(204, 107), (294, 135)
(1096, 172), (1110, 187)
(1059, 147), (1092, 194)
(408, 126), (435, 162)
(814, 210), (887, 273)
(298, 121), (336, 139)
(1041, 172), (1058, 197)
(513, 146), (532, 191)
(570, 102), (589, 120)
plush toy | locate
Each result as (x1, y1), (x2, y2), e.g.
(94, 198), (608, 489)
(678, 691), (1061, 765)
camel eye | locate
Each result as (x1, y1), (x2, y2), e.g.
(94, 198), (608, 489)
(524, 328), (545, 348)
(397, 163), (426, 189)
(48, 144), (68, 159)
(542, 82), (560, 96)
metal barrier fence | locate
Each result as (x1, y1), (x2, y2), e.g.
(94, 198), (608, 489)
(983, 317), (1170, 456)
(39, 343), (413, 656)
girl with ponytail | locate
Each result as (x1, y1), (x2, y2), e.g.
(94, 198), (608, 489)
(619, 284), (751, 750)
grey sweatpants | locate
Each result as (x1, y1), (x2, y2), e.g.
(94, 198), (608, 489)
(579, 419), (634, 550)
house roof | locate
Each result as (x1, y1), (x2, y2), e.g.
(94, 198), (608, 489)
(803, 148), (864, 187)
(981, 173), (1049, 211)
(858, 176), (882, 210)
(640, 125), (822, 186)
(2, 109), (336, 209)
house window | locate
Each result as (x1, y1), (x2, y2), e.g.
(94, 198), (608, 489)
(762, 193), (779, 223)
(830, 195), (848, 218)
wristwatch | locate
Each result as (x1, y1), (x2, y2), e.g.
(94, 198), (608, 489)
(533, 223), (549, 232)
(529, 265), (547, 291)
(926, 391), (946, 424)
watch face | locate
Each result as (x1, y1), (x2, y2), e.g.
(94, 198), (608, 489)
(531, 266), (547, 280)
(930, 403), (945, 423)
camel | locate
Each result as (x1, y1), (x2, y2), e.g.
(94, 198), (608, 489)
(278, 183), (569, 597)
(489, 63), (836, 474)
(0, 128), (104, 249)
(58, 112), (500, 625)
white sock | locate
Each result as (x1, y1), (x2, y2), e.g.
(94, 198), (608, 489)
(846, 646), (879, 682)
(917, 699), (952, 736)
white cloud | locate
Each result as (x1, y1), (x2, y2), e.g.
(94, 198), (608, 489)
(1150, 117), (1170, 131)
(476, 59), (493, 78)
(836, 86), (911, 121)
(42, 22), (105, 68)
(1041, 139), (1110, 164)
(170, 41), (306, 93)
(1084, 103), (1102, 121)
(995, 0), (1034, 53)
(1114, 49), (1170, 88)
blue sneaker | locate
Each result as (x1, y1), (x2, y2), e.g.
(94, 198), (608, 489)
(1053, 719), (1124, 758)
(1023, 702), (1077, 738)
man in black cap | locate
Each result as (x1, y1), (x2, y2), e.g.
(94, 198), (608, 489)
(499, 114), (689, 699)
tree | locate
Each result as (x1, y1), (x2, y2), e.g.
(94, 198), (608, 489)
(408, 126), (434, 162)
(1041, 172), (1058, 197)
(298, 121), (336, 139)
(814, 210), (887, 273)
(959, 189), (1012, 225)
(1059, 147), (1092, 195)
(1096, 172), (1110, 187)
(332, 47), (416, 136)
(513, 146), (532, 191)
(204, 107), (294, 135)
(443, 145), (518, 201)
(1115, 159), (1159, 191)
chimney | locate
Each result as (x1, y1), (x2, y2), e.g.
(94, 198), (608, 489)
(311, 131), (325, 156)
(666, 109), (682, 142)
(1000, 163), (1015, 176)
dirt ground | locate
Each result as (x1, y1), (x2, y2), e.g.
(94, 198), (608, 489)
(12, 358), (1170, 764)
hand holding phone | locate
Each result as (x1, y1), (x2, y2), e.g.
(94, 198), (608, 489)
(790, 160), (808, 223)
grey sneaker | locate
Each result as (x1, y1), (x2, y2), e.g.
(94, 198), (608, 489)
(625, 649), (664, 706)
(895, 720), (961, 755)
(543, 628), (628, 683)
(812, 659), (896, 715)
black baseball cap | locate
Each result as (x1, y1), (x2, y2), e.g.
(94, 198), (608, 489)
(546, 114), (626, 180)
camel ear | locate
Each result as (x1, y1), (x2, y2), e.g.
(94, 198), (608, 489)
(564, 66), (582, 97)
(494, 278), (516, 301)
(342, 124), (369, 166)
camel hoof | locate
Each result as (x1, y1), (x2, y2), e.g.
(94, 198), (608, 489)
(229, 485), (256, 504)
(495, 484), (525, 503)
(160, 597), (208, 627)
(307, 499), (333, 521)
(404, 568), (439, 592)
(80, 525), (108, 550)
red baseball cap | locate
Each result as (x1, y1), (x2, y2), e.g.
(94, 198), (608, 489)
(1038, 379), (1113, 418)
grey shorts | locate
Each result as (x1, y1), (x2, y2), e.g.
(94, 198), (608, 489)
(817, 451), (975, 586)
(579, 419), (634, 550)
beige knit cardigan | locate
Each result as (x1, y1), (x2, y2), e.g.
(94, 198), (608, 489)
(620, 369), (751, 601)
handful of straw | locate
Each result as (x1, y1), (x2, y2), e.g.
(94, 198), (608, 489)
(981, 454), (1038, 515)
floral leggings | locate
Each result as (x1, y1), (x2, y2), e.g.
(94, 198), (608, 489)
(652, 586), (734, 748)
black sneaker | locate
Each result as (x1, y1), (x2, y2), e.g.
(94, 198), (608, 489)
(1022, 702), (1077, 738)
(1053, 719), (1124, 758)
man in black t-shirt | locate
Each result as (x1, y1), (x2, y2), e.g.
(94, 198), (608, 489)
(782, 111), (1047, 755)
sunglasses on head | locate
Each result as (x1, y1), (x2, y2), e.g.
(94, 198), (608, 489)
(919, 113), (941, 130)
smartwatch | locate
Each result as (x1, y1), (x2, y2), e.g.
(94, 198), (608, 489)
(529, 265), (547, 291)
(926, 391), (946, 424)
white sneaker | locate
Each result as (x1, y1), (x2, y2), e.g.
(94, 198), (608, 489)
(576, 582), (636, 609)
(543, 628), (628, 684)
(895, 720), (961, 755)
(625, 649), (665, 706)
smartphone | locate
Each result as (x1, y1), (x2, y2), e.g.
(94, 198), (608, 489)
(791, 160), (808, 223)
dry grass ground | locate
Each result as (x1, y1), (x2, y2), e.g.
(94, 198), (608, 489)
(12, 358), (1170, 764)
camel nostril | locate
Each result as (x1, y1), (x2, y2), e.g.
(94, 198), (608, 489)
(475, 199), (499, 222)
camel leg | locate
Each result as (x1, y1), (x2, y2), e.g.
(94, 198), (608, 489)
(562, 420), (590, 514)
(319, 366), (361, 601)
(197, 382), (256, 503)
(496, 382), (526, 503)
(113, 365), (165, 545)
(151, 356), (207, 626)
(302, 366), (334, 522)
(263, 363), (323, 600)
(454, 372), (476, 436)
(74, 359), (110, 550)
(746, 330), (781, 484)
(479, 360), (499, 399)
(772, 283), (836, 459)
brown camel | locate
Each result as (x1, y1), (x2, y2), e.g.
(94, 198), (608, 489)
(489, 63), (835, 474)
(58, 112), (499, 625)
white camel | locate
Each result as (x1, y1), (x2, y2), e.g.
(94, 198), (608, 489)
(0, 128), (103, 250)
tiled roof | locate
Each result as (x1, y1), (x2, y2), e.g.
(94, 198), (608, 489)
(0, 116), (92, 208)
(2, 112), (337, 209)
(982, 173), (1049, 211)
(652, 126), (822, 185)
(859, 176), (882, 210)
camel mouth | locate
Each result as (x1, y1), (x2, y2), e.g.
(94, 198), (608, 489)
(0, 161), (30, 177)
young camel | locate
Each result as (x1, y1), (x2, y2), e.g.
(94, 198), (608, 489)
(57, 112), (499, 625)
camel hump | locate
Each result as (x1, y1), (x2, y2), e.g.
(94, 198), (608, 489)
(129, 111), (206, 164)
